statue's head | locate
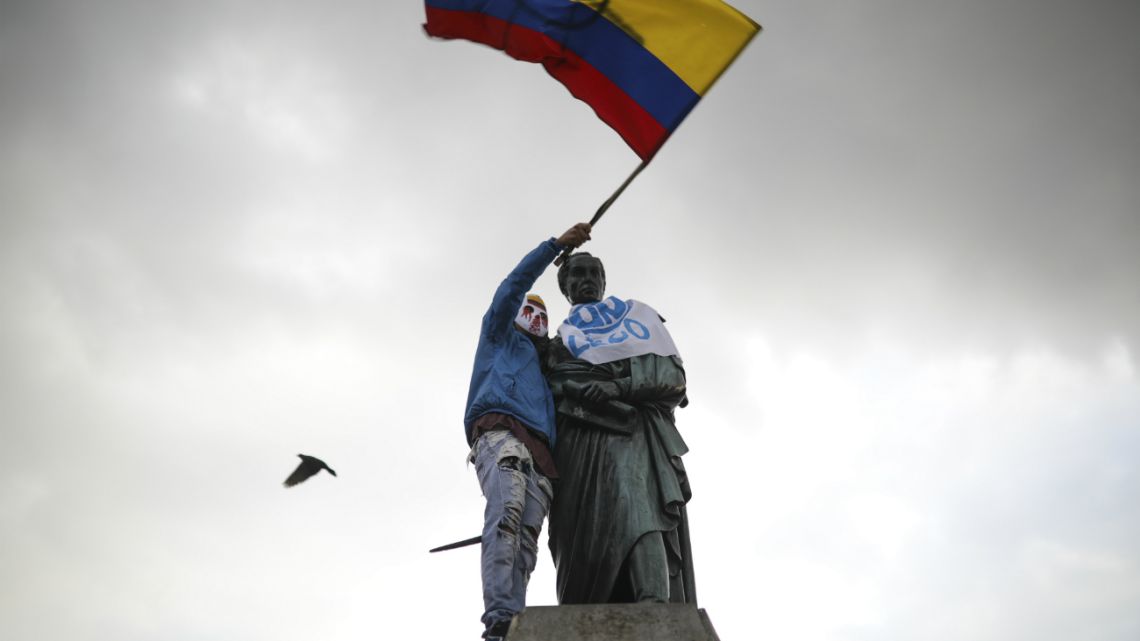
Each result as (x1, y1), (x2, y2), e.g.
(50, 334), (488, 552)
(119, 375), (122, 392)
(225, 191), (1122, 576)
(558, 252), (606, 305)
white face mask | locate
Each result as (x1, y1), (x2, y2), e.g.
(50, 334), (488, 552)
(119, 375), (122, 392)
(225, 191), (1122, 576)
(516, 300), (549, 337)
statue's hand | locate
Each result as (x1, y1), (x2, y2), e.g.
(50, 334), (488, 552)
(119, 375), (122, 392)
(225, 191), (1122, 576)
(580, 380), (621, 404)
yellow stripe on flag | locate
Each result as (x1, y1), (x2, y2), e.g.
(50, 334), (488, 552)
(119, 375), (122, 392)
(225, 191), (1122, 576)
(576, 0), (761, 95)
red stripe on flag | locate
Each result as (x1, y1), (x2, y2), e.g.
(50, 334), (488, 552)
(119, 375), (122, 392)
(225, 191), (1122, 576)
(424, 6), (668, 160)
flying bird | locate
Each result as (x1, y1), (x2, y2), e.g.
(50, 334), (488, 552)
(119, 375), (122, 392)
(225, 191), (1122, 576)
(283, 454), (337, 488)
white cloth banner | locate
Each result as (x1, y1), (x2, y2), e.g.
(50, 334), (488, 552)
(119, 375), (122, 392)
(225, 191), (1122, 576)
(557, 296), (680, 365)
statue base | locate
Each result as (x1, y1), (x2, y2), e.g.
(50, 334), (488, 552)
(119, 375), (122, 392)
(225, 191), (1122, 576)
(506, 603), (721, 641)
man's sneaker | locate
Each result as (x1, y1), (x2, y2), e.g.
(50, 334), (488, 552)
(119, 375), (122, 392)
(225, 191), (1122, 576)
(482, 618), (512, 640)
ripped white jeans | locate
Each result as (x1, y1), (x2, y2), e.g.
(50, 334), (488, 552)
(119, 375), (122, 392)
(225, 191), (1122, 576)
(471, 429), (553, 630)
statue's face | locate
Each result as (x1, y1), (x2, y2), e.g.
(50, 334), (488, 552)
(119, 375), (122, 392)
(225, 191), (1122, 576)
(564, 256), (605, 305)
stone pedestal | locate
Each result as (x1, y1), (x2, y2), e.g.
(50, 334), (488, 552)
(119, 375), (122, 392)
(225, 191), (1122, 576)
(506, 604), (721, 641)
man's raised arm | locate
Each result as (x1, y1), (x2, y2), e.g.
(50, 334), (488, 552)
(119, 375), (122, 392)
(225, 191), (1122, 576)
(482, 223), (591, 340)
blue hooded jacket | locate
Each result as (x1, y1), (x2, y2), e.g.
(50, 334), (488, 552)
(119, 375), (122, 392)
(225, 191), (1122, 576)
(464, 238), (561, 446)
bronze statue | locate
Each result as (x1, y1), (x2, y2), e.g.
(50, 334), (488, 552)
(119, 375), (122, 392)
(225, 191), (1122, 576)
(545, 252), (696, 605)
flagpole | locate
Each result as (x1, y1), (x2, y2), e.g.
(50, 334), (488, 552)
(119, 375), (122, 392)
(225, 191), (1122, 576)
(554, 157), (650, 266)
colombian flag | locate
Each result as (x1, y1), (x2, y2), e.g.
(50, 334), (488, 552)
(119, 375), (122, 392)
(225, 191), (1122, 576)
(424, 0), (760, 160)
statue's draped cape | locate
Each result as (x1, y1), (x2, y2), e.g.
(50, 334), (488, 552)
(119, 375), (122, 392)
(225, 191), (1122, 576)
(546, 347), (695, 603)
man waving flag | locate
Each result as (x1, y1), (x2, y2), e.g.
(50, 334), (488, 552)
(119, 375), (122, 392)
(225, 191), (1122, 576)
(423, 0), (760, 161)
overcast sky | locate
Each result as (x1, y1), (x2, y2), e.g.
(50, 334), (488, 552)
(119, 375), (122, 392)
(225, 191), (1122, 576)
(1, 1), (1138, 640)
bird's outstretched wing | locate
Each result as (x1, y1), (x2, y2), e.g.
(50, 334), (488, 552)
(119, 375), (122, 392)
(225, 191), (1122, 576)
(283, 455), (331, 488)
